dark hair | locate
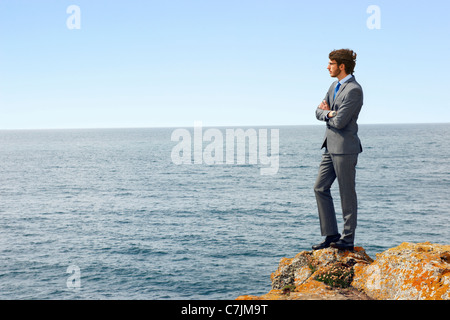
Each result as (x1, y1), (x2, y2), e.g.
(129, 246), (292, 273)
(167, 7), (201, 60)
(329, 49), (357, 74)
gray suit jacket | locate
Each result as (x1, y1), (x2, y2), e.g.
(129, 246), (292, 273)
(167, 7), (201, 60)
(316, 76), (363, 154)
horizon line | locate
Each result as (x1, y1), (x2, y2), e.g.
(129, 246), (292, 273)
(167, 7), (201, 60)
(0, 122), (449, 131)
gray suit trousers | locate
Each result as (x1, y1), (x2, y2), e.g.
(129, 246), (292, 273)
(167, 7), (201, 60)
(314, 151), (358, 243)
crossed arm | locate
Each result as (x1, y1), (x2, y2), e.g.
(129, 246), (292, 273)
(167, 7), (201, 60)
(316, 87), (362, 130)
(318, 100), (333, 116)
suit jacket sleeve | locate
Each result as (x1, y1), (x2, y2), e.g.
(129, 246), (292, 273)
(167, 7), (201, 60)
(315, 89), (332, 121)
(327, 86), (362, 130)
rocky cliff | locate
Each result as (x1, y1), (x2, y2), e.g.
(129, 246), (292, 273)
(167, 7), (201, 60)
(236, 242), (450, 300)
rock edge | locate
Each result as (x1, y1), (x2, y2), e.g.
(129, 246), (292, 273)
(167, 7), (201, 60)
(236, 242), (450, 300)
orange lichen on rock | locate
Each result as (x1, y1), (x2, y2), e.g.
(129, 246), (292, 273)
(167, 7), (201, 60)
(236, 290), (285, 301)
(270, 257), (293, 283)
(237, 242), (450, 300)
(352, 242), (450, 300)
(237, 246), (374, 300)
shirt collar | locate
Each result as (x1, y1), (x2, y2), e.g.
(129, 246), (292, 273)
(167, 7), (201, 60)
(339, 74), (353, 85)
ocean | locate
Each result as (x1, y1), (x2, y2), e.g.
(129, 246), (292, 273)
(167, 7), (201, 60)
(0, 123), (449, 300)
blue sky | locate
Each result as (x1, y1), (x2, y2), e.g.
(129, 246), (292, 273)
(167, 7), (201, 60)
(0, 0), (449, 129)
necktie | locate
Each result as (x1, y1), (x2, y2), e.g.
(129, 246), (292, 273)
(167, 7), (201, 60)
(334, 82), (341, 99)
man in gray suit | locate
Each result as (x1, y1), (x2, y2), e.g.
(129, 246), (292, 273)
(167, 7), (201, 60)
(312, 49), (363, 251)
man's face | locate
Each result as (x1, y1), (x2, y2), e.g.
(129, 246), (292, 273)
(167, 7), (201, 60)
(327, 59), (342, 78)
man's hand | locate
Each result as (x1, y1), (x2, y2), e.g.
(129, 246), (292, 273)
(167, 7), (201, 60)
(318, 100), (337, 118)
(318, 100), (330, 110)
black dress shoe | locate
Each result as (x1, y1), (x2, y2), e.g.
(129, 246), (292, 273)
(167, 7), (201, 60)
(312, 234), (341, 250)
(330, 239), (354, 251)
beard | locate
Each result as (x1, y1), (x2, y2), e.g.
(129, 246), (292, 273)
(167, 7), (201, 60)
(330, 68), (341, 78)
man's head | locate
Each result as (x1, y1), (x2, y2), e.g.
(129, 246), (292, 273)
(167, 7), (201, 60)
(327, 49), (357, 79)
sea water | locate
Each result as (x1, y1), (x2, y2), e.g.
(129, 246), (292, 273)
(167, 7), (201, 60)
(0, 123), (449, 299)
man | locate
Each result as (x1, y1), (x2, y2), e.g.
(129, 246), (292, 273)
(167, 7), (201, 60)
(312, 49), (363, 251)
